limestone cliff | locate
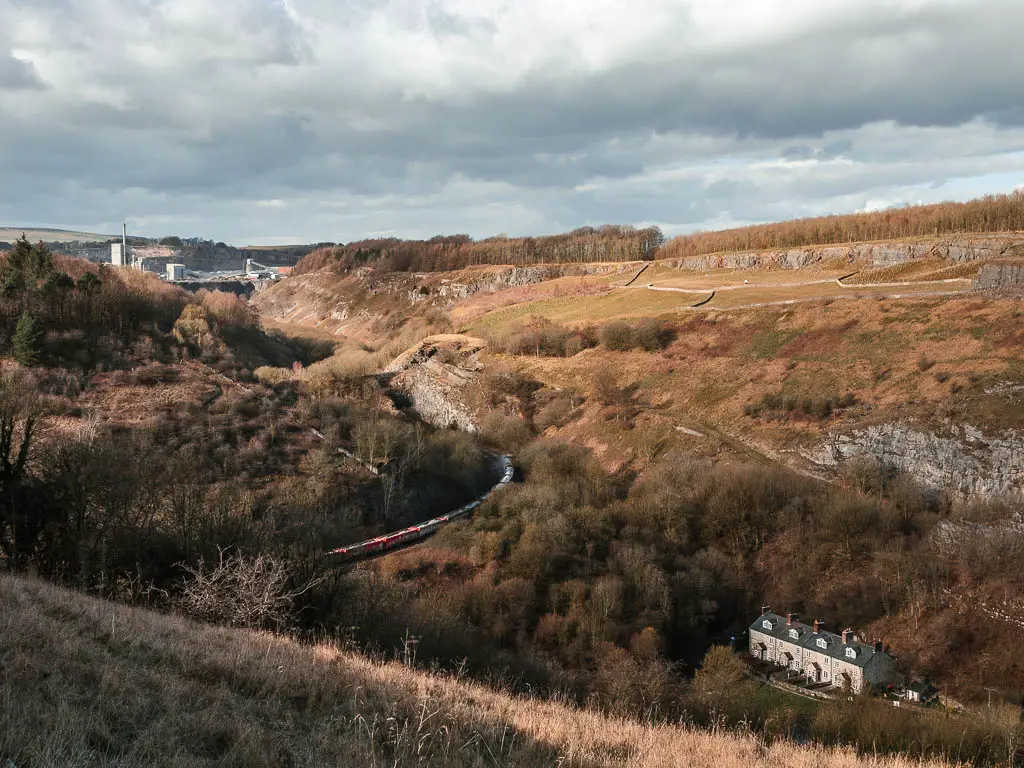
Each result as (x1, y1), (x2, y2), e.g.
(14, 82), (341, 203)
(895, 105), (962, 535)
(807, 422), (1024, 498)
(669, 234), (1024, 272)
(974, 259), (1024, 288)
(385, 336), (484, 432)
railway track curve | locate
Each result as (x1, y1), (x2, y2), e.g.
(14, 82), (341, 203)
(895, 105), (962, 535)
(323, 455), (514, 562)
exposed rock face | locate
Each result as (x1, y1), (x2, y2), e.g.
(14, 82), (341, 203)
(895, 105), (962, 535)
(434, 263), (631, 302)
(807, 423), (1024, 497)
(385, 336), (484, 433)
(974, 260), (1024, 289)
(670, 235), (1024, 272)
(390, 367), (478, 433)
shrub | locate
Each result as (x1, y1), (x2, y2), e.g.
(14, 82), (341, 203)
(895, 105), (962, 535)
(173, 304), (218, 350)
(599, 320), (634, 351)
(534, 395), (574, 432)
(812, 399), (833, 419)
(177, 551), (312, 630)
(254, 366), (293, 387)
(491, 318), (594, 358)
(198, 289), (260, 332)
(480, 411), (534, 451)
(745, 390), (855, 421)
(632, 318), (675, 351)
(564, 334), (587, 357)
(591, 369), (619, 405)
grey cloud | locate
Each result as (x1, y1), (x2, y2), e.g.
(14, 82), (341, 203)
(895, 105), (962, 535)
(0, 53), (44, 90)
(0, 0), (1022, 243)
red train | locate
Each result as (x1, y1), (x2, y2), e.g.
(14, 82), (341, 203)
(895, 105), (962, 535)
(325, 456), (513, 561)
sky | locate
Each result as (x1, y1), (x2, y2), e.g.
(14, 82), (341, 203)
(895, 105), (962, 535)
(1, 0), (1023, 246)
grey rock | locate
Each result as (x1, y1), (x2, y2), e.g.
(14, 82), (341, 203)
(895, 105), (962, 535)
(668, 235), (1024, 272)
(807, 423), (1024, 498)
(974, 261), (1024, 289)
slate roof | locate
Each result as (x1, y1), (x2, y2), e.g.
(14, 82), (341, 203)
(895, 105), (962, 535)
(749, 611), (884, 669)
(908, 681), (938, 696)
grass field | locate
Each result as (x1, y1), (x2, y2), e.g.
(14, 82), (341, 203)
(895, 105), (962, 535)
(636, 265), (853, 290)
(0, 573), (954, 768)
(465, 277), (973, 332)
(702, 280), (964, 309)
(466, 288), (697, 331)
(844, 260), (980, 285)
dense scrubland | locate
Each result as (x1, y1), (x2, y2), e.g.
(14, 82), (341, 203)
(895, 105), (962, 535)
(0, 238), (491, 611)
(293, 190), (1024, 275)
(325, 371), (1023, 763)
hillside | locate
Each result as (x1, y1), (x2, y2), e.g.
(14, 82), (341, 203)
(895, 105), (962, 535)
(289, 191), (1024, 275)
(0, 573), (952, 768)
(0, 227), (115, 244)
(251, 227), (1024, 708)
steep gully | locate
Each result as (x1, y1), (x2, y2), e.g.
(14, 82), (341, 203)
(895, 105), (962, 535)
(314, 419), (515, 562)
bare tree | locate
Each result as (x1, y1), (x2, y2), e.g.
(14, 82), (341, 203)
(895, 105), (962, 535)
(0, 367), (42, 567)
(177, 550), (318, 630)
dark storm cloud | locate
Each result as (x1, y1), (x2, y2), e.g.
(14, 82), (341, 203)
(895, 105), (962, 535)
(0, 53), (43, 90)
(0, 0), (1022, 242)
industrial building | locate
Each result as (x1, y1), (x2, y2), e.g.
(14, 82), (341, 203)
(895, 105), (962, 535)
(111, 223), (130, 267)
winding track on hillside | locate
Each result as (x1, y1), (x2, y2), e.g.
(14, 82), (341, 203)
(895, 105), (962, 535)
(615, 271), (975, 310)
(320, 451), (515, 563)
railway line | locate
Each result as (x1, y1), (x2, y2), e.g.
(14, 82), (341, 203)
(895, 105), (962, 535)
(323, 455), (515, 562)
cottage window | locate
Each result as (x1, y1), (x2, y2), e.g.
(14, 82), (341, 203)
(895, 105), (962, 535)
(762, 620), (773, 630)
(816, 638), (827, 649)
(845, 647), (857, 659)
(788, 629), (799, 639)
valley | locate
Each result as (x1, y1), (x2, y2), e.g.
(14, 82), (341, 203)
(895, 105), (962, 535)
(3, 200), (1024, 767)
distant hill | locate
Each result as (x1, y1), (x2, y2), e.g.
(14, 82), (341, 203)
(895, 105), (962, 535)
(0, 227), (118, 244)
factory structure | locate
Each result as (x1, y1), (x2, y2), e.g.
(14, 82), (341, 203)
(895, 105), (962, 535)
(110, 223), (284, 285)
(110, 223), (131, 267)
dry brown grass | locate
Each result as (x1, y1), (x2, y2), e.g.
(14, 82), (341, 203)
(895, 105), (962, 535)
(493, 294), (1024, 476)
(0, 573), (954, 767)
(450, 274), (615, 324)
(845, 261), (981, 285)
(639, 266), (851, 290)
(702, 280), (960, 309)
(0, 228), (113, 243)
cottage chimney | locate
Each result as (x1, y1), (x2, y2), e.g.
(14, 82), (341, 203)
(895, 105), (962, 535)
(842, 628), (851, 644)
(813, 619), (821, 634)
(761, 605), (771, 616)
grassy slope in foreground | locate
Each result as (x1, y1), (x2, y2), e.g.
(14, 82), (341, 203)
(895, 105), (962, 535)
(0, 575), (952, 768)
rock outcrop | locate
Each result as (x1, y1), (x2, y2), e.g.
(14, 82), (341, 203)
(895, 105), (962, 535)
(974, 260), (1024, 289)
(433, 262), (633, 303)
(807, 423), (1024, 497)
(670, 235), (1024, 272)
(385, 336), (484, 433)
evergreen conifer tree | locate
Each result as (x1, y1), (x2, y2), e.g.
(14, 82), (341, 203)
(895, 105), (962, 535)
(12, 312), (43, 367)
